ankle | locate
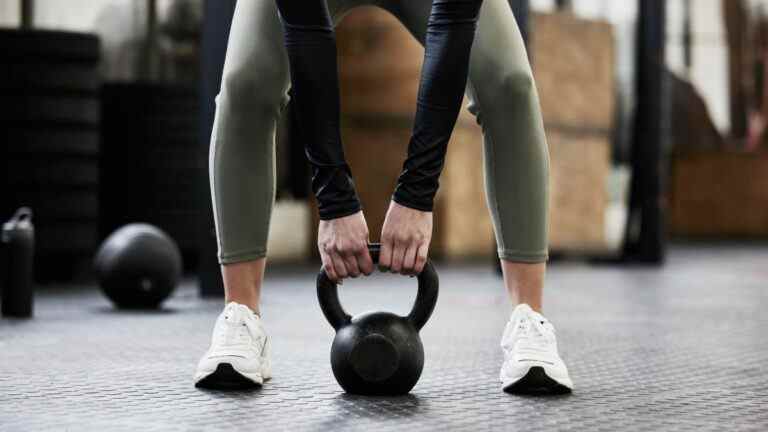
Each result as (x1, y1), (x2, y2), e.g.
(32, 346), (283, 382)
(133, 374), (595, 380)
(500, 260), (544, 314)
(225, 297), (260, 315)
(221, 259), (265, 316)
(513, 300), (542, 313)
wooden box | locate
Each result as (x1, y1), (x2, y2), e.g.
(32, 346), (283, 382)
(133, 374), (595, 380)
(533, 13), (615, 131)
(671, 151), (768, 237)
(309, 8), (615, 258)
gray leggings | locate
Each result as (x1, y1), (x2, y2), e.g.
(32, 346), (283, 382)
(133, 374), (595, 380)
(209, 0), (550, 265)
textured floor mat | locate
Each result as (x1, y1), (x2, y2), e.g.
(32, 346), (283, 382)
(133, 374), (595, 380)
(1, 244), (767, 431)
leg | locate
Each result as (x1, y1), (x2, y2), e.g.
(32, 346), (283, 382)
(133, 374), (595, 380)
(500, 261), (544, 312)
(209, 0), (289, 313)
(466, 0), (550, 312)
(388, 0), (548, 311)
(199, 0), (359, 389)
(390, 0), (572, 393)
(212, 0), (358, 313)
(458, 1), (572, 392)
(377, 0), (572, 394)
(197, 0), (288, 388)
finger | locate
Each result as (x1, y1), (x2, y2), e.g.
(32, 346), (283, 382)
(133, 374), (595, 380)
(358, 246), (375, 276)
(379, 237), (393, 272)
(402, 243), (418, 276)
(344, 251), (361, 278)
(329, 249), (349, 281)
(414, 243), (429, 275)
(391, 239), (406, 274)
(321, 252), (338, 282)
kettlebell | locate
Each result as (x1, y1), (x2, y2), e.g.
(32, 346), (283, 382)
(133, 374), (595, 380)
(317, 243), (439, 395)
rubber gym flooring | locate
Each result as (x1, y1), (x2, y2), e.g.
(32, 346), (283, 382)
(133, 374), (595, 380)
(1, 244), (767, 431)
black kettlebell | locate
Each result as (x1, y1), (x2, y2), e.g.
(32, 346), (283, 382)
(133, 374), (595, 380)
(317, 243), (439, 395)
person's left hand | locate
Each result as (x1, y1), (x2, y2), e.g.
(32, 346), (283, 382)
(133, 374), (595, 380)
(379, 201), (433, 275)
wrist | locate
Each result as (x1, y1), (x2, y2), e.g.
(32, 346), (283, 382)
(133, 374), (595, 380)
(391, 194), (434, 213)
(318, 202), (362, 221)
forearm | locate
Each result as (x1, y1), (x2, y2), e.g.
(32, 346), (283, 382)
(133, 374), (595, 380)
(393, 0), (484, 211)
(276, 0), (361, 220)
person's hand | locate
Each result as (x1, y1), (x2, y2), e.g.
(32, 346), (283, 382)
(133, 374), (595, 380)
(318, 211), (374, 282)
(379, 201), (433, 275)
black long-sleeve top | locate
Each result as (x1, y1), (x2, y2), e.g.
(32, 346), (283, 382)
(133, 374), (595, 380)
(277, 0), (483, 220)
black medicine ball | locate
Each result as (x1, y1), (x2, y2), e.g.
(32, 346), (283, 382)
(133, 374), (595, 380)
(94, 224), (182, 309)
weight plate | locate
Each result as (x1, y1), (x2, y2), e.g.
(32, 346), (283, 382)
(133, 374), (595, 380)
(5, 157), (98, 187)
(141, 212), (198, 249)
(0, 30), (100, 62)
(2, 190), (98, 220)
(102, 84), (197, 117)
(0, 63), (99, 92)
(2, 128), (99, 156)
(35, 221), (99, 253)
(0, 95), (99, 125)
(31, 253), (94, 283)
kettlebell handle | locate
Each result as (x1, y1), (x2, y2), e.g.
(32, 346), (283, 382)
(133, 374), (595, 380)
(316, 243), (439, 331)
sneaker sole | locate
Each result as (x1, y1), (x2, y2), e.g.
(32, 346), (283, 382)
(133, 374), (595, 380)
(195, 363), (263, 390)
(502, 366), (572, 395)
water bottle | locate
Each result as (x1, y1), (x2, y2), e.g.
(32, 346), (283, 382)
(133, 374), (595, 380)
(1, 207), (35, 318)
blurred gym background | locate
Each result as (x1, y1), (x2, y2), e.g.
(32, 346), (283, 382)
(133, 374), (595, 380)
(1, 0), (766, 294)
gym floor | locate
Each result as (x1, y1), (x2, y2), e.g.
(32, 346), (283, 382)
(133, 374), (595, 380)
(1, 244), (767, 431)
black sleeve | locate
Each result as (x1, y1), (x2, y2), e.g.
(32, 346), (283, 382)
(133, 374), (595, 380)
(276, 0), (362, 220)
(392, 0), (484, 212)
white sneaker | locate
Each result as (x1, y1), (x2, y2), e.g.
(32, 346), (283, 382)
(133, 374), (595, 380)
(194, 302), (272, 389)
(500, 304), (573, 394)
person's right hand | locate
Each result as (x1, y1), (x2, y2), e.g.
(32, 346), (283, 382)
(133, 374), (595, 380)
(317, 211), (374, 282)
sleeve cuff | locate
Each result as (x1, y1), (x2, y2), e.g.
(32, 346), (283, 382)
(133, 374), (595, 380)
(391, 194), (434, 213)
(318, 202), (363, 221)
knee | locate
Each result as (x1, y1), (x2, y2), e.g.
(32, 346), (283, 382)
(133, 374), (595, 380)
(467, 67), (535, 121)
(497, 67), (535, 100)
(218, 62), (287, 113)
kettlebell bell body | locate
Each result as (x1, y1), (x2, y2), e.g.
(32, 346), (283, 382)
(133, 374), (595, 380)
(317, 244), (439, 395)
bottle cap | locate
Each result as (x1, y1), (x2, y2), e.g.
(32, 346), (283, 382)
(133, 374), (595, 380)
(3, 207), (34, 241)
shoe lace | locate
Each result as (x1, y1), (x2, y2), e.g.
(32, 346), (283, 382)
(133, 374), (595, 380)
(216, 305), (263, 349)
(503, 312), (555, 355)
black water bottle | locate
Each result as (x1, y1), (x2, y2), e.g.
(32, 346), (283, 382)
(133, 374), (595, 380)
(1, 208), (35, 318)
